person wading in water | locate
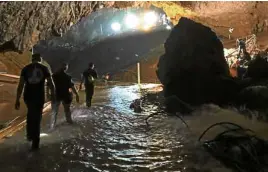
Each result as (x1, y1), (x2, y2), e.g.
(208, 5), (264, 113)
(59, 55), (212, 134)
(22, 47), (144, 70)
(15, 53), (55, 151)
(79, 62), (98, 107)
(49, 63), (79, 130)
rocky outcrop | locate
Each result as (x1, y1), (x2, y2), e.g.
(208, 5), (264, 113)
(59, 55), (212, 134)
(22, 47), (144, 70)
(1, 1), (268, 52)
(0, 1), (100, 51)
(245, 55), (268, 80)
(0, 1), (151, 52)
(0, 1), (135, 52)
(180, 2), (268, 38)
(157, 17), (237, 106)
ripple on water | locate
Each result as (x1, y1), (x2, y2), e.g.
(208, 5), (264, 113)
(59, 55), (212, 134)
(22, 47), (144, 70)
(0, 84), (231, 172)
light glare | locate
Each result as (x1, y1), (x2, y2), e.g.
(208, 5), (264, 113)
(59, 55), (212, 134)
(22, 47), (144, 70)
(143, 25), (151, 31)
(166, 25), (172, 30)
(111, 22), (121, 31)
(144, 12), (158, 26)
(125, 14), (139, 29)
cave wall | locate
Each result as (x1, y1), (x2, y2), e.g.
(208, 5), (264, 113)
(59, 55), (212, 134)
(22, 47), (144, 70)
(181, 1), (268, 38)
(1, 1), (268, 77)
(1, 1), (268, 52)
(0, 1), (150, 52)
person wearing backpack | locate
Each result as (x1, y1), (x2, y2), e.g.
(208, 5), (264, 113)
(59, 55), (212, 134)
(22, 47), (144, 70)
(79, 62), (98, 107)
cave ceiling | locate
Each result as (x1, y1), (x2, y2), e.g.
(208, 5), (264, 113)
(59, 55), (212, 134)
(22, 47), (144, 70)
(0, 1), (268, 52)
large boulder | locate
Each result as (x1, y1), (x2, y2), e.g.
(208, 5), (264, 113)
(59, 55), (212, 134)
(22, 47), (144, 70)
(157, 17), (237, 106)
(245, 55), (268, 80)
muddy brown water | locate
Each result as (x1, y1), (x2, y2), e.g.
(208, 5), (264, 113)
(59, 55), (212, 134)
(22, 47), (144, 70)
(0, 84), (267, 172)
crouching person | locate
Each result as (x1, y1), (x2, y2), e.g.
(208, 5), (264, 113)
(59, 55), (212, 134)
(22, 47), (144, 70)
(49, 63), (79, 130)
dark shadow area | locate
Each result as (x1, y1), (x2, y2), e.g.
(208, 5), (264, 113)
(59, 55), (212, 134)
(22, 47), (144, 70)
(36, 30), (170, 79)
(0, 39), (22, 53)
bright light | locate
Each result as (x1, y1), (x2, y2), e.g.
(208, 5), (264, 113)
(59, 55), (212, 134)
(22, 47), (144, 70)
(143, 25), (151, 31)
(144, 11), (158, 26)
(166, 25), (172, 30)
(40, 133), (49, 137)
(125, 14), (139, 29)
(111, 22), (121, 31)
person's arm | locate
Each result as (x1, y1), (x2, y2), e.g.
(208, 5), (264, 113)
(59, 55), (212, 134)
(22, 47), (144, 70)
(79, 73), (84, 90)
(70, 78), (79, 96)
(47, 76), (55, 101)
(71, 85), (79, 97)
(46, 80), (50, 100)
(93, 70), (98, 79)
(15, 69), (25, 110)
(68, 76), (79, 102)
(44, 67), (55, 101)
(71, 83), (79, 103)
(15, 77), (25, 109)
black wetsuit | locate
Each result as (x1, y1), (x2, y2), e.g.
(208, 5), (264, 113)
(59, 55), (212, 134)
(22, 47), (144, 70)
(20, 62), (50, 149)
(82, 68), (98, 107)
(50, 70), (75, 128)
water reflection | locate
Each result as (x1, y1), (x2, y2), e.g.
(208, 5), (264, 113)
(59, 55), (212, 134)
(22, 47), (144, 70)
(0, 84), (230, 172)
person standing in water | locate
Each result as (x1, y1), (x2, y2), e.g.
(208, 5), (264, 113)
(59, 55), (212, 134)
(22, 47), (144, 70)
(15, 53), (55, 151)
(79, 62), (98, 107)
(237, 39), (246, 58)
(49, 63), (79, 130)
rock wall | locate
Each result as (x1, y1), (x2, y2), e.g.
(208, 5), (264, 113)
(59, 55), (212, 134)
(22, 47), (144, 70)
(0, 1), (117, 51)
(2, 1), (268, 52)
(157, 17), (236, 106)
(181, 2), (268, 37)
(0, 1), (151, 52)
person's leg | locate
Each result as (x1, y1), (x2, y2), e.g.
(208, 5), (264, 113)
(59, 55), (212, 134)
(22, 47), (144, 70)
(49, 101), (60, 130)
(85, 85), (92, 107)
(87, 85), (94, 107)
(31, 102), (44, 150)
(62, 101), (73, 124)
(25, 101), (34, 141)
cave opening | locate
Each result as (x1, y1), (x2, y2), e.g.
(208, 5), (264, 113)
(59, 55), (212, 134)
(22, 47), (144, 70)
(33, 5), (173, 81)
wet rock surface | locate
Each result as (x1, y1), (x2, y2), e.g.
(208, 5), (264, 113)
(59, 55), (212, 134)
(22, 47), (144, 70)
(0, 1), (117, 51)
(157, 17), (268, 114)
(2, 2), (268, 52)
(157, 17), (234, 106)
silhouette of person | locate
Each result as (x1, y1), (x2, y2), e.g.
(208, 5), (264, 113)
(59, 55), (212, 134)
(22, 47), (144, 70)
(15, 53), (55, 151)
(79, 62), (98, 107)
(49, 63), (79, 130)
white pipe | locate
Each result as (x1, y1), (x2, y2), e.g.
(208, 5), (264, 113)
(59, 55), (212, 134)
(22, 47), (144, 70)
(137, 62), (140, 86)
(100, 24), (103, 35)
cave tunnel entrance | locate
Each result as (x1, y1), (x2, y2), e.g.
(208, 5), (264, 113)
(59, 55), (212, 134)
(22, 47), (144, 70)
(33, 5), (173, 81)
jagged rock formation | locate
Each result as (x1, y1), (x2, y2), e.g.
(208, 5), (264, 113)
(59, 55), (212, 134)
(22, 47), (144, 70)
(0, 1), (109, 51)
(180, 1), (268, 38)
(157, 17), (268, 112)
(1, 1), (268, 52)
(0, 1), (149, 52)
(246, 55), (268, 80)
(157, 17), (238, 106)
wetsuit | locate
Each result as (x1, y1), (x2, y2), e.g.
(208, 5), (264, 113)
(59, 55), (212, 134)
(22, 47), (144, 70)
(20, 63), (50, 149)
(82, 68), (98, 107)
